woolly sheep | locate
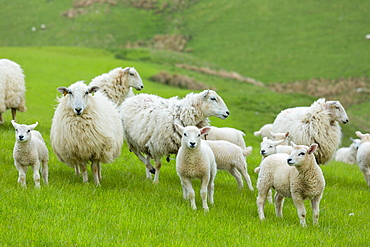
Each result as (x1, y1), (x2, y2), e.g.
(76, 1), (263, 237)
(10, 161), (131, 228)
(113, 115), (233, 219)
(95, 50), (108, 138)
(89, 67), (143, 107)
(254, 123), (273, 139)
(175, 124), (217, 211)
(203, 126), (246, 148)
(119, 89), (229, 183)
(50, 81), (123, 185)
(355, 131), (370, 187)
(0, 59), (27, 123)
(272, 98), (349, 164)
(335, 138), (361, 164)
(11, 121), (48, 188)
(256, 143), (325, 226)
(206, 140), (254, 190)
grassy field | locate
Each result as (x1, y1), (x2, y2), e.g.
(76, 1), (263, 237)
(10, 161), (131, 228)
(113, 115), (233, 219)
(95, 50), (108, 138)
(0, 47), (369, 246)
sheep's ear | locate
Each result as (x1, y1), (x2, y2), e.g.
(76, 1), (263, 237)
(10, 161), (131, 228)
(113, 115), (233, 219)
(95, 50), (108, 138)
(29, 122), (38, 130)
(291, 141), (297, 148)
(174, 123), (184, 134)
(262, 137), (268, 141)
(202, 89), (210, 99)
(57, 87), (69, 96)
(308, 143), (318, 154)
(123, 67), (131, 74)
(285, 132), (289, 138)
(11, 120), (18, 128)
(355, 131), (364, 139)
(200, 126), (211, 135)
(88, 86), (100, 95)
(274, 139), (284, 145)
(268, 130), (276, 137)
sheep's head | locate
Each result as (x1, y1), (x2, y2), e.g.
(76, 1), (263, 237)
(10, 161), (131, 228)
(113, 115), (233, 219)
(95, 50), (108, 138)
(201, 90), (230, 120)
(57, 81), (99, 116)
(123, 67), (144, 91)
(355, 131), (370, 144)
(260, 137), (284, 157)
(287, 142), (318, 167)
(175, 124), (210, 149)
(325, 100), (349, 124)
(11, 120), (38, 142)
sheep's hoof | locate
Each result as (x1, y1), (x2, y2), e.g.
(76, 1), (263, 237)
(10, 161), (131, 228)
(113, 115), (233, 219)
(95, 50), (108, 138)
(166, 156), (170, 162)
(149, 168), (156, 174)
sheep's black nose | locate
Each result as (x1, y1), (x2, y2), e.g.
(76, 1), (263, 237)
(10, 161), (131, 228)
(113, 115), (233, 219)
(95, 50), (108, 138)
(75, 108), (82, 115)
(19, 135), (24, 140)
(189, 142), (196, 148)
(287, 158), (293, 164)
(141, 85), (144, 89)
(260, 150), (266, 155)
(226, 111), (230, 116)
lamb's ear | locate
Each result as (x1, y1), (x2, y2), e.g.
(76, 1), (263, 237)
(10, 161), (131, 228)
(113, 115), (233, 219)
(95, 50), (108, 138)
(274, 139), (284, 145)
(200, 126), (211, 135)
(262, 136), (268, 142)
(291, 141), (297, 148)
(285, 131), (289, 138)
(268, 130), (276, 138)
(202, 89), (210, 99)
(356, 131), (364, 139)
(11, 120), (18, 129)
(308, 143), (318, 154)
(174, 123), (184, 135)
(88, 86), (100, 95)
(57, 87), (69, 96)
(29, 122), (38, 130)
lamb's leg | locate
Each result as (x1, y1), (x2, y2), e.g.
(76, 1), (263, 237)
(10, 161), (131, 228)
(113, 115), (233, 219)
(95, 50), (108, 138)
(16, 163), (27, 187)
(91, 160), (101, 186)
(32, 162), (41, 188)
(80, 163), (88, 183)
(11, 108), (17, 121)
(238, 165), (254, 191)
(267, 189), (273, 204)
(181, 178), (196, 210)
(293, 196), (307, 227)
(200, 175), (210, 211)
(311, 194), (322, 225)
(274, 193), (285, 218)
(41, 159), (49, 185)
(207, 171), (216, 205)
(228, 167), (244, 190)
(256, 180), (271, 220)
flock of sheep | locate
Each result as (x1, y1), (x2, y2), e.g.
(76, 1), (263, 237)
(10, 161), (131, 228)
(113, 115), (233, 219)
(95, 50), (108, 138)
(1, 58), (370, 226)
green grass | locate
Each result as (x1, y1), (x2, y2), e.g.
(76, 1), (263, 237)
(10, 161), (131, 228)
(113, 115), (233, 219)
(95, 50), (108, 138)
(0, 47), (369, 246)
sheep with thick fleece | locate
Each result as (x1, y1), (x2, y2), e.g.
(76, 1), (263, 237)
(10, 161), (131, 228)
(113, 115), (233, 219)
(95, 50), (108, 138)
(254, 123), (273, 139)
(206, 140), (253, 190)
(50, 81), (123, 185)
(257, 143), (325, 227)
(89, 67), (143, 107)
(355, 131), (370, 187)
(203, 126), (246, 148)
(0, 59), (26, 123)
(119, 89), (229, 183)
(335, 138), (361, 164)
(11, 121), (48, 188)
(272, 98), (349, 164)
(175, 124), (217, 211)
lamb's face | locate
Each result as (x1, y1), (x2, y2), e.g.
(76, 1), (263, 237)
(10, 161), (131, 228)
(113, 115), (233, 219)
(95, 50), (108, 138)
(326, 101), (349, 124)
(351, 139), (361, 150)
(182, 126), (202, 149)
(287, 143), (317, 166)
(260, 137), (282, 157)
(201, 90), (230, 120)
(57, 81), (99, 116)
(125, 67), (144, 91)
(11, 120), (38, 142)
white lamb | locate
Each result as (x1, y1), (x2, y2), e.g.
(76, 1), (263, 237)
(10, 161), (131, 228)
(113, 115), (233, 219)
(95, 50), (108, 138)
(89, 67), (143, 107)
(335, 138), (361, 164)
(269, 131), (290, 145)
(256, 143), (325, 227)
(0, 59), (27, 123)
(355, 131), (370, 187)
(272, 98), (349, 165)
(175, 124), (217, 211)
(119, 89), (229, 183)
(260, 136), (293, 159)
(203, 126), (246, 148)
(254, 123), (273, 139)
(205, 140), (254, 190)
(11, 120), (48, 188)
(50, 81), (123, 185)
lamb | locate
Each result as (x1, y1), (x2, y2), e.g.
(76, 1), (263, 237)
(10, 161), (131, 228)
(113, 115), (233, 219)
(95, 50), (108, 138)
(0, 59), (27, 123)
(256, 142), (325, 227)
(254, 123), (273, 139)
(89, 67), (143, 107)
(205, 140), (254, 190)
(269, 131), (290, 145)
(203, 126), (246, 148)
(335, 138), (361, 164)
(355, 131), (370, 187)
(11, 120), (48, 188)
(50, 81), (123, 185)
(260, 136), (293, 159)
(119, 89), (229, 183)
(272, 98), (349, 165)
(175, 124), (217, 211)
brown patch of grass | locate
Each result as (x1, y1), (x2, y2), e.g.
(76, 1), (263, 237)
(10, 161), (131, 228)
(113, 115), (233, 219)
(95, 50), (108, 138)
(126, 34), (191, 52)
(149, 71), (215, 90)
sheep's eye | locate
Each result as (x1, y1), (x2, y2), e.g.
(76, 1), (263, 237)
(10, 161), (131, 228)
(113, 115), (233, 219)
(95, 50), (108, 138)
(27, 130), (31, 133)
(269, 146), (273, 148)
(197, 134), (200, 137)
(15, 129), (18, 132)
(298, 152), (305, 156)
(184, 133), (187, 137)
(129, 72), (135, 76)
(210, 97), (217, 102)
(68, 91), (73, 95)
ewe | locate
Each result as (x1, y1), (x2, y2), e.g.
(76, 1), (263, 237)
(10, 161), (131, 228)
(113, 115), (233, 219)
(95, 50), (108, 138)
(203, 126), (246, 149)
(256, 143), (325, 227)
(355, 131), (370, 187)
(175, 124), (217, 211)
(0, 59), (27, 123)
(119, 90), (229, 183)
(89, 67), (143, 107)
(335, 138), (361, 164)
(272, 98), (349, 164)
(50, 81), (123, 185)
(11, 121), (48, 188)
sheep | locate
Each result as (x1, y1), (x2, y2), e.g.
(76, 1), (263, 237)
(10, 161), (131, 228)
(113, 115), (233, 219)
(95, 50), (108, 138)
(254, 123), (273, 139)
(175, 124), (217, 211)
(89, 67), (143, 107)
(260, 136), (293, 159)
(335, 138), (361, 164)
(50, 81), (123, 185)
(202, 126), (246, 148)
(256, 142), (325, 227)
(269, 131), (290, 145)
(11, 120), (48, 188)
(119, 89), (229, 183)
(0, 59), (27, 124)
(272, 98), (349, 165)
(355, 131), (370, 187)
(205, 140), (254, 190)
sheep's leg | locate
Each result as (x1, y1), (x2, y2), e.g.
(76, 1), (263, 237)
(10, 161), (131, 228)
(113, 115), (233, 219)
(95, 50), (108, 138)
(180, 180), (189, 200)
(293, 197), (307, 227)
(80, 163), (88, 183)
(181, 178), (196, 210)
(0, 113), (3, 124)
(274, 193), (285, 218)
(200, 175), (210, 211)
(41, 159), (49, 185)
(256, 180), (271, 220)
(91, 160), (101, 186)
(238, 166), (254, 191)
(207, 171), (216, 205)
(74, 165), (80, 176)
(131, 149), (155, 179)
(311, 194), (322, 225)
(153, 158), (162, 184)
(228, 167), (244, 190)
(16, 163), (27, 187)
(32, 162), (41, 188)
(267, 189), (273, 204)
(11, 108), (17, 121)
